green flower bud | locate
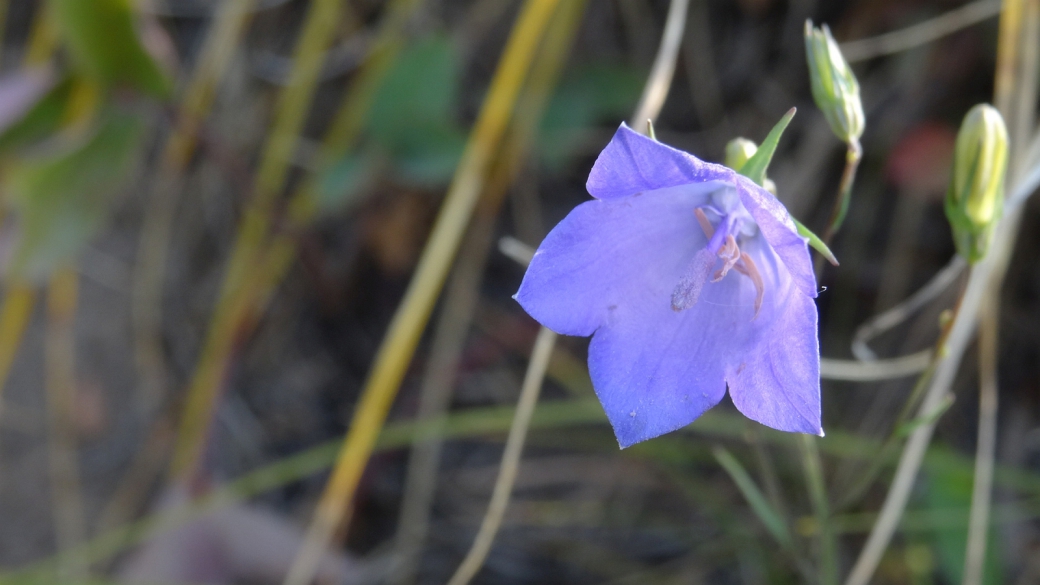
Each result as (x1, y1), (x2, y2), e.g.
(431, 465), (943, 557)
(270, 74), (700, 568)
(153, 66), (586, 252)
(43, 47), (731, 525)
(725, 137), (758, 172)
(804, 20), (865, 144)
(945, 104), (1008, 263)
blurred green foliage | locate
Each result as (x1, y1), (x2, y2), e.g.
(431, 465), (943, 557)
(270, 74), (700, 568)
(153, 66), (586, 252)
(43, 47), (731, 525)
(50, 0), (172, 98)
(319, 37), (642, 214)
(4, 110), (145, 281)
(923, 466), (1003, 585)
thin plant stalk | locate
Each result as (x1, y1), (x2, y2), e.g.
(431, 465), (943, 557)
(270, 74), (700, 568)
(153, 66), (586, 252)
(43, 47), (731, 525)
(844, 3), (1035, 581)
(628, 0), (689, 128)
(45, 267), (86, 582)
(836, 358), (941, 511)
(819, 140), (862, 259)
(0, 282), (35, 415)
(132, 0), (256, 415)
(102, 0), (255, 536)
(839, 0), (1001, 63)
(799, 434), (838, 585)
(389, 2), (587, 582)
(280, 2), (563, 583)
(444, 328), (557, 585)
(0, 0), (67, 413)
(214, 0), (344, 305)
(168, 0), (344, 482)
(963, 300), (1000, 585)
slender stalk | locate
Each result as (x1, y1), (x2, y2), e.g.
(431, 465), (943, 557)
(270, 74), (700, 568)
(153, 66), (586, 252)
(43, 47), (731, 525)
(836, 358), (940, 511)
(280, 3), (563, 583)
(799, 434), (838, 585)
(45, 267), (86, 582)
(215, 0), (343, 303)
(390, 3), (586, 582)
(132, 0), (255, 416)
(444, 1), (691, 580)
(445, 328), (557, 585)
(839, 0), (1001, 63)
(963, 300), (1000, 585)
(851, 256), (967, 361)
(628, 0), (689, 129)
(844, 1), (1034, 582)
(0, 282), (35, 415)
(168, 0), (421, 486)
(821, 139), (862, 244)
(168, 0), (343, 481)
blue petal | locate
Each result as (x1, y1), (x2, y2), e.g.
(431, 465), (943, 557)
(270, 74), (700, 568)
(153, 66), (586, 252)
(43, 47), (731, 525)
(726, 284), (822, 435)
(735, 175), (817, 299)
(516, 184), (716, 337)
(586, 123), (733, 200)
(516, 187), (812, 447)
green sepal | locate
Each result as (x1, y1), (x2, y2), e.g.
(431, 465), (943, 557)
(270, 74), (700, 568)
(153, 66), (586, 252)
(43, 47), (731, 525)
(740, 108), (795, 186)
(792, 216), (839, 266)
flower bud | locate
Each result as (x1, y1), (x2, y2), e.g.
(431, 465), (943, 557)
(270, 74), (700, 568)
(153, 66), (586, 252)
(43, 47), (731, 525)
(725, 137), (758, 172)
(804, 20), (864, 144)
(725, 137), (777, 194)
(945, 104), (1008, 262)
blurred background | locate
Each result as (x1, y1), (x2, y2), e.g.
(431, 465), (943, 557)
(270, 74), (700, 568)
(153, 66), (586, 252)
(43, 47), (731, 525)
(0, 0), (1034, 583)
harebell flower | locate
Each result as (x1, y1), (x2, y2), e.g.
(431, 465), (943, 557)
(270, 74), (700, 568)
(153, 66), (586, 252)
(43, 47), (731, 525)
(515, 124), (822, 447)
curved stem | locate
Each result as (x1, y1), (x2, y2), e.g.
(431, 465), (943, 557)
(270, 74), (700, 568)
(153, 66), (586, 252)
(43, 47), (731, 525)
(824, 140), (862, 243)
(963, 300), (1000, 585)
(851, 256), (967, 361)
(445, 328), (556, 585)
(628, 0), (690, 129)
(839, 0), (1001, 63)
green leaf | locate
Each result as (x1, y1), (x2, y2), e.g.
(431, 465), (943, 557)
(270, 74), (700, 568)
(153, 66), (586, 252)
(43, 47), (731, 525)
(368, 34), (459, 148)
(5, 110), (145, 281)
(317, 151), (379, 214)
(923, 463), (1004, 584)
(713, 445), (794, 550)
(740, 108), (796, 187)
(539, 63), (643, 168)
(49, 0), (171, 98)
(0, 75), (73, 154)
(792, 216), (839, 266)
(358, 34), (466, 186)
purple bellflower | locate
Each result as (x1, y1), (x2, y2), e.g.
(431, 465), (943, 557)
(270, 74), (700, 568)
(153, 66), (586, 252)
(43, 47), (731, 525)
(515, 124), (822, 448)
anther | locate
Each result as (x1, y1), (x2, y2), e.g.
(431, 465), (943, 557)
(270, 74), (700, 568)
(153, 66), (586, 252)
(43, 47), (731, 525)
(694, 208), (714, 239)
(713, 235), (741, 282)
(739, 252), (765, 319)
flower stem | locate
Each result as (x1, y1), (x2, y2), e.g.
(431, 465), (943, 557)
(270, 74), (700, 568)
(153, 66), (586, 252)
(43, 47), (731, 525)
(798, 434), (838, 585)
(446, 328), (557, 585)
(825, 140), (862, 240)
(45, 267), (86, 581)
(962, 299), (1000, 585)
(815, 140), (861, 277)
(845, 2), (1036, 582)
(168, 0), (344, 483)
(835, 358), (940, 511)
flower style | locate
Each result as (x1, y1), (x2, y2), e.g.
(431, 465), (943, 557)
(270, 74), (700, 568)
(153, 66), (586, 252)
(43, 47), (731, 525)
(515, 124), (822, 448)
